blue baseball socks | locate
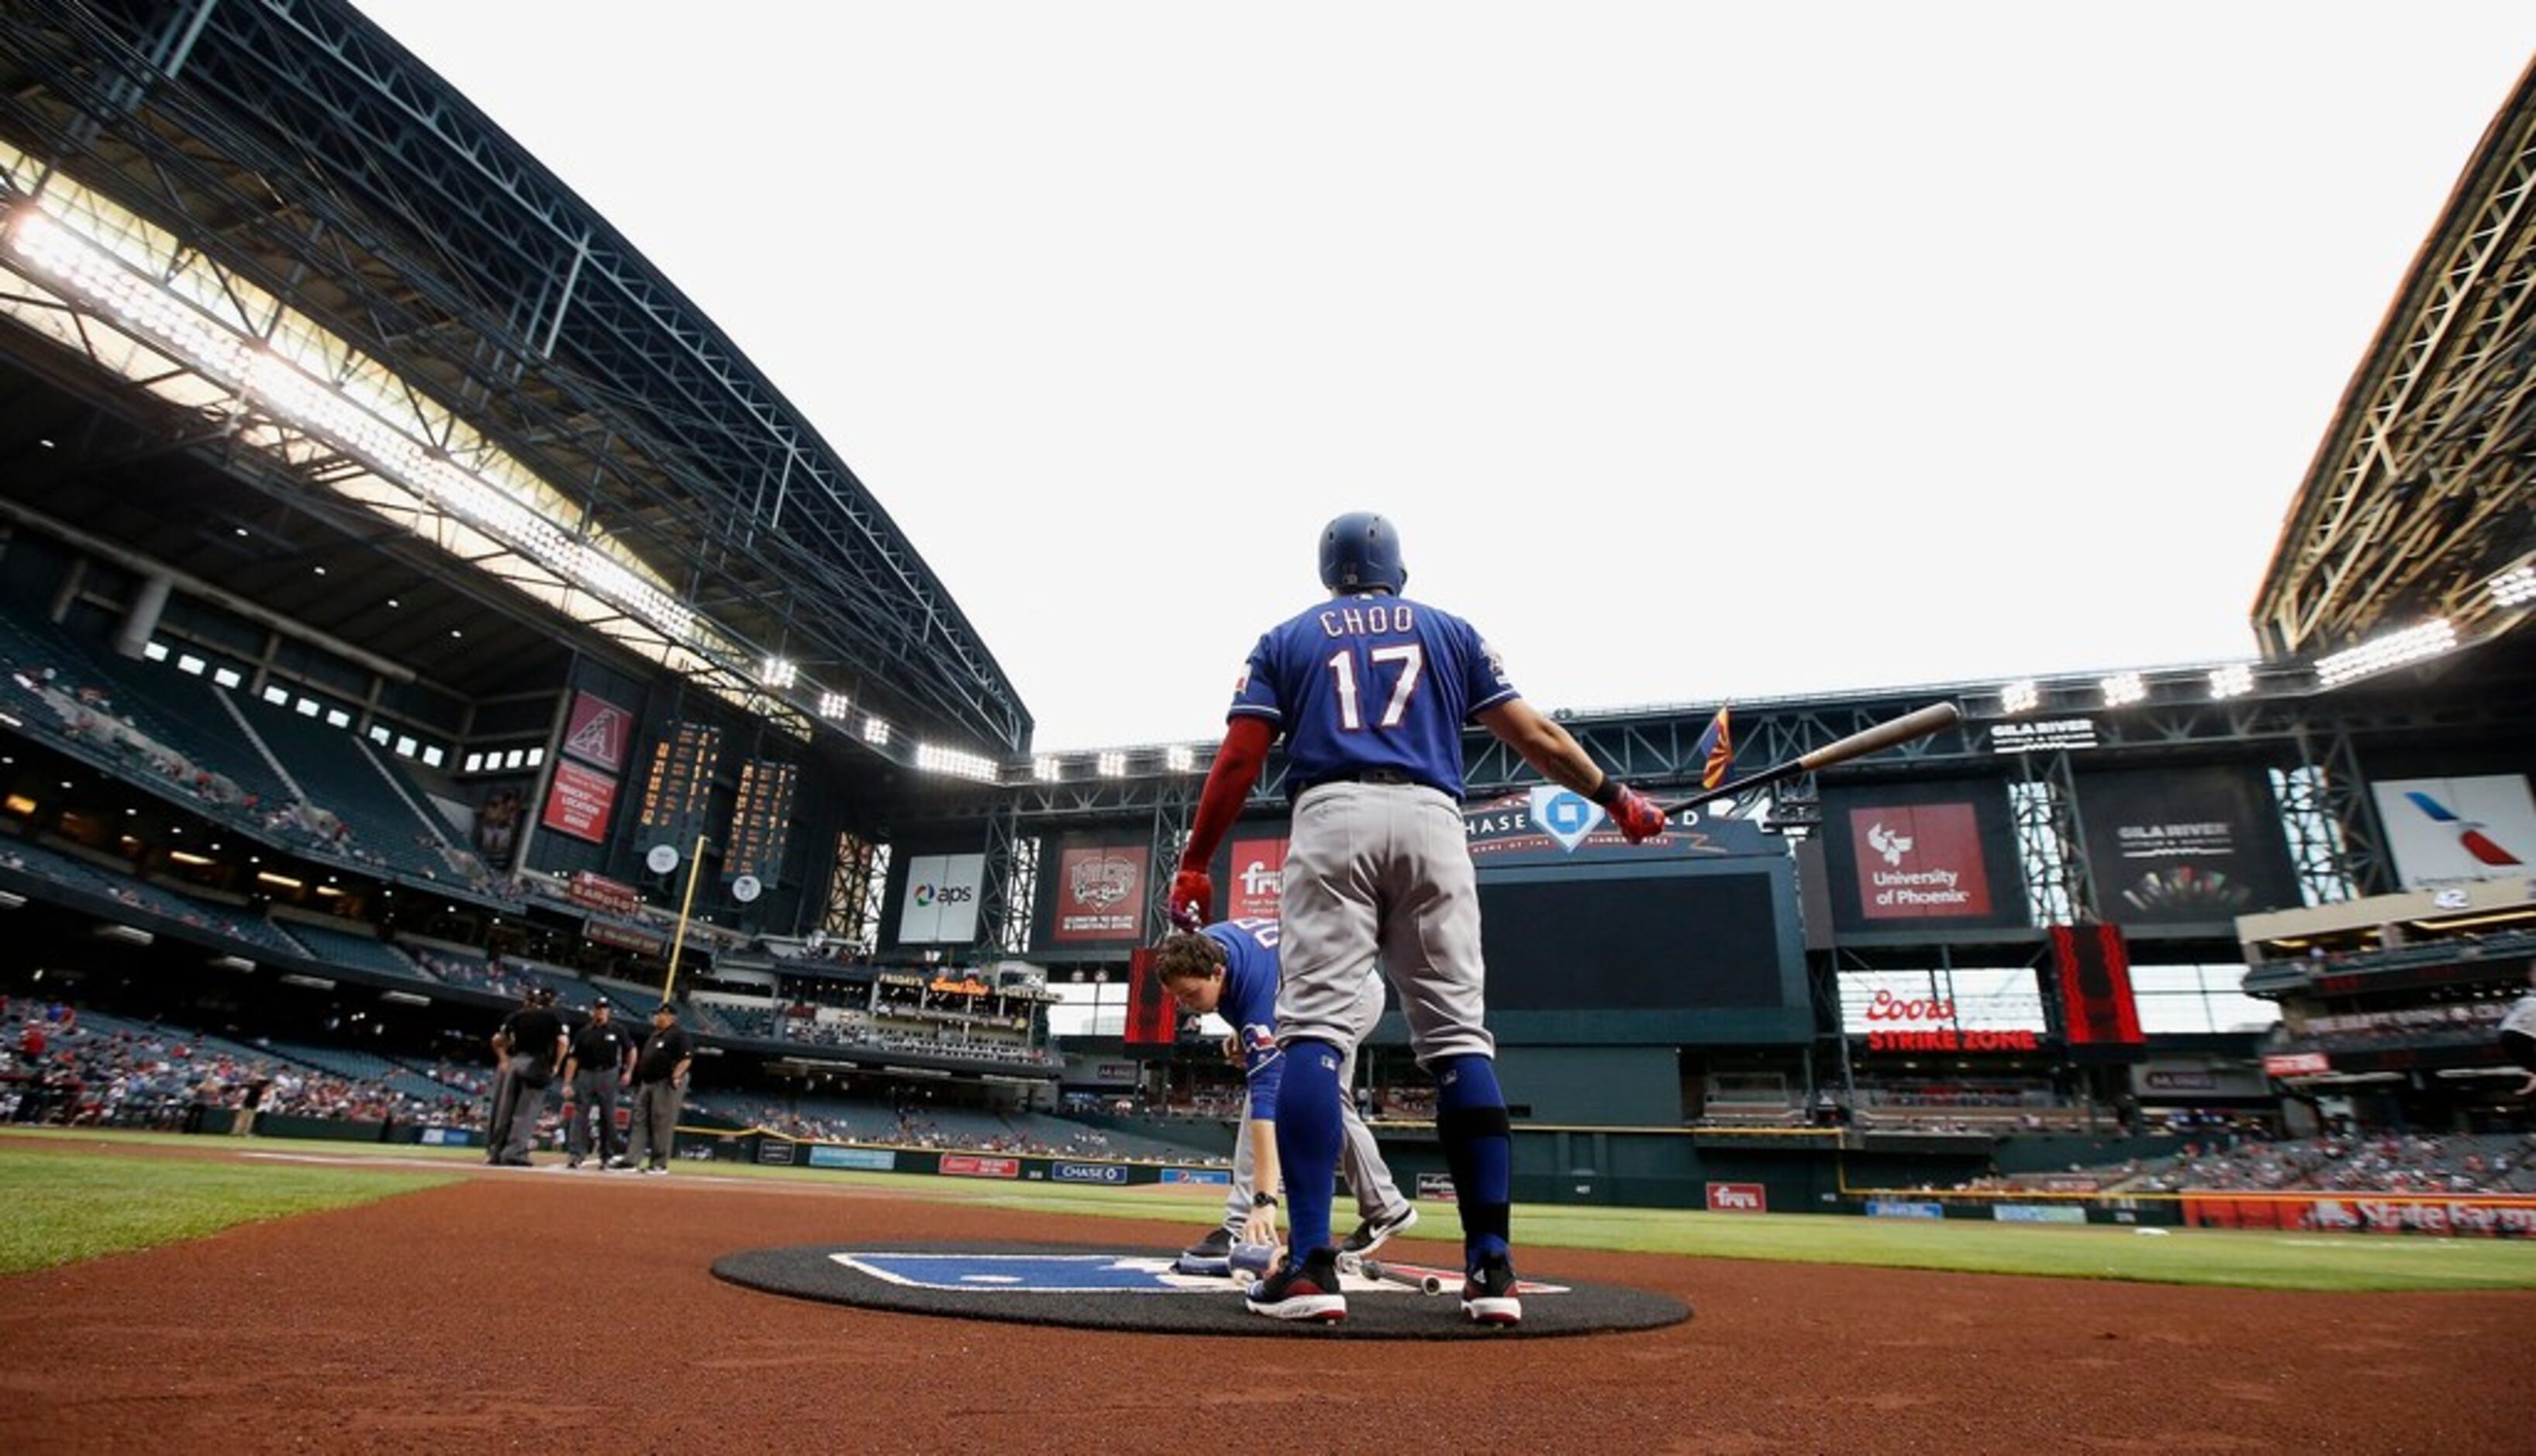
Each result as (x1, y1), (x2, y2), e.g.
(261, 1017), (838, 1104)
(1271, 1038), (1346, 1254)
(1434, 1053), (1512, 1268)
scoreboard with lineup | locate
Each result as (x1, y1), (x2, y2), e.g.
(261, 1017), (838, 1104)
(637, 722), (721, 848)
(725, 757), (798, 885)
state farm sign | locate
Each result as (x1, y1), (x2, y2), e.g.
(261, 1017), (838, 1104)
(1706, 1182), (1768, 1213)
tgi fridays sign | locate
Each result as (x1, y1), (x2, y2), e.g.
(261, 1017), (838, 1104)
(1706, 1182), (1768, 1213)
(1227, 834), (1288, 920)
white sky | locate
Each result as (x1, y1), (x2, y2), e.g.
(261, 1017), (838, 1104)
(349, 3), (2536, 754)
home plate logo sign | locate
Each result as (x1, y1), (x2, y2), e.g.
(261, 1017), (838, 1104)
(833, 1252), (1570, 1296)
(844, 1252), (1282, 1292)
(711, 1243), (1689, 1341)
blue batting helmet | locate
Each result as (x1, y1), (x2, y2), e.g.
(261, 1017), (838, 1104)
(1318, 512), (1407, 594)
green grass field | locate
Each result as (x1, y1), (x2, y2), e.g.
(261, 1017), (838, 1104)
(0, 1140), (457, 1275)
(939, 1177), (2536, 1293)
(5, 1128), (2536, 1293)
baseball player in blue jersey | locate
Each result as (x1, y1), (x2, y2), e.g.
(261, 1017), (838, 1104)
(1151, 919), (1416, 1275)
(1169, 512), (1666, 1325)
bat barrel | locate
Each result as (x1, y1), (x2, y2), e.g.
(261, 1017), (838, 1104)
(1657, 700), (1962, 818)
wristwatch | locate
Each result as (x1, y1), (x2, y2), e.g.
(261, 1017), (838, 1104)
(1253, 1192), (1278, 1209)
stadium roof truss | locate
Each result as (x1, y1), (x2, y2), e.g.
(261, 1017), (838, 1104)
(0, 0), (1030, 761)
(2255, 54), (2536, 664)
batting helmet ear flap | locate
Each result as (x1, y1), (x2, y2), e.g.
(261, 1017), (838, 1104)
(1319, 512), (1408, 593)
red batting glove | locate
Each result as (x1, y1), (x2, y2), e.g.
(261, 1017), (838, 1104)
(1606, 783), (1668, 844)
(1167, 868), (1213, 930)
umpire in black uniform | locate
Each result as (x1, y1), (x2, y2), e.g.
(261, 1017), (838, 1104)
(613, 1002), (692, 1175)
(492, 985), (565, 1167)
(560, 997), (634, 1169)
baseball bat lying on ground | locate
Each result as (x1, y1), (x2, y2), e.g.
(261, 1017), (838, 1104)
(1655, 701), (1962, 818)
(1347, 1256), (1447, 1295)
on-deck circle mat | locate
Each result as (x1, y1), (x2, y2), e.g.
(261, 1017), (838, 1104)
(712, 1241), (1692, 1340)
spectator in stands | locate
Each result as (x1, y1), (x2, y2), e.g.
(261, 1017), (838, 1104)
(560, 997), (634, 1170)
(491, 986), (564, 1167)
(614, 1002), (692, 1175)
(2500, 964), (2536, 1097)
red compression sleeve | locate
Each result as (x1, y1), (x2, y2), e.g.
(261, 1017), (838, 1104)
(1180, 716), (1273, 873)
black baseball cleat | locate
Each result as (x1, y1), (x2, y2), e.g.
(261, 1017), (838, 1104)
(1180, 1225), (1236, 1261)
(1246, 1249), (1347, 1323)
(1461, 1253), (1522, 1327)
(1338, 1203), (1419, 1258)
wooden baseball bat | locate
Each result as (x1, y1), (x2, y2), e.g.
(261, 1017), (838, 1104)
(1655, 701), (1962, 818)
(1355, 1258), (1447, 1295)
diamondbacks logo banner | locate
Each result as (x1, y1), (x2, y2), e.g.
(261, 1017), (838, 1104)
(561, 690), (632, 771)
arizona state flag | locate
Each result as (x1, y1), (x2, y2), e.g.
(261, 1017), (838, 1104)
(1694, 704), (1735, 790)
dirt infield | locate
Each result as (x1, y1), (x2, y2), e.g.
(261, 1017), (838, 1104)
(1, 1147), (2529, 1454)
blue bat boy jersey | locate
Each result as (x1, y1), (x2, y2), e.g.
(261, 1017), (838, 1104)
(1204, 917), (1286, 1120)
(1227, 592), (1516, 801)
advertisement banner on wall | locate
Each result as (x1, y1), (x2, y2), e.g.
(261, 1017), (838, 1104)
(2075, 765), (2301, 924)
(1820, 783), (2025, 933)
(1037, 839), (1151, 947)
(539, 759), (619, 844)
(1706, 1182), (1768, 1213)
(807, 1145), (897, 1171)
(938, 1154), (1020, 1179)
(1461, 788), (1774, 864)
(2369, 775), (2536, 888)
(896, 853), (985, 944)
(559, 690), (633, 772)
(1220, 833), (1289, 920)
(2183, 1195), (2536, 1237)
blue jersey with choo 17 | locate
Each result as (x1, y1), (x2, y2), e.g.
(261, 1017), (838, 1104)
(1227, 592), (1516, 802)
